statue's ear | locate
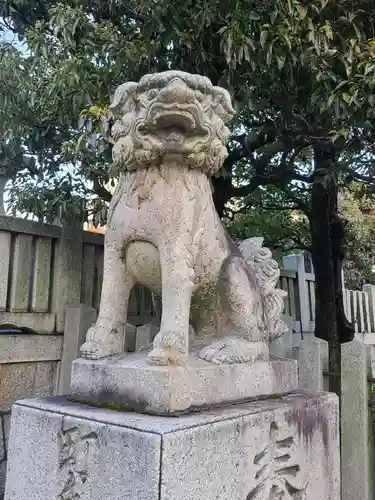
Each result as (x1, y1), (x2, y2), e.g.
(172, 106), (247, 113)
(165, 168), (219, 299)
(109, 82), (138, 117)
(212, 87), (235, 123)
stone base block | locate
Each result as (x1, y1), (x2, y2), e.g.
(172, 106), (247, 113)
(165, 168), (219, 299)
(70, 352), (298, 415)
(5, 392), (339, 500)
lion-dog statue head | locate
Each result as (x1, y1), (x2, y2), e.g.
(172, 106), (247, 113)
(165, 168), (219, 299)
(109, 71), (235, 175)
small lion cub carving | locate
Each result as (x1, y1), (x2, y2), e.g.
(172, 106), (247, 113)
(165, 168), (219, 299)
(81, 71), (287, 366)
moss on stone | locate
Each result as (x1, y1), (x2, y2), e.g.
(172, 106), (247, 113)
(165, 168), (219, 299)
(68, 397), (135, 413)
(269, 393), (282, 399)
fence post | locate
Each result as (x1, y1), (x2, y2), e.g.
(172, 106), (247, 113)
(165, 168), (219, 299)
(341, 340), (372, 500)
(297, 338), (328, 391)
(363, 284), (375, 333)
(58, 304), (97, 395)
(52, 213), (84, 333)
(283, 253), (311, 334)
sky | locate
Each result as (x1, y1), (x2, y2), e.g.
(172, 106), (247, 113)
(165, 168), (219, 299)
(1, 20), (28, 52)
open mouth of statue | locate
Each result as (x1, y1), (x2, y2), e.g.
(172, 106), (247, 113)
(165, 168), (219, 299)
(158, 125), (187, 144)
(142, 108), (200, 143)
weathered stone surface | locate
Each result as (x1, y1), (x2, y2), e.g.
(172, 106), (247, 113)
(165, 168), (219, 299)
(5, 405), (63, 500)
(52, 218), (83, 333)
(58, 304), (97, 395)
(80, 71), (287, 366)
(71, 352), (298, 415)
(123, 323), (137, 352)
(5, 401), (161, 500)
(0, 335), (63, 364)
(0, 412), (8, 499)
(0, 363), (36, 411)
(5, 391), (339, 500)
(298, 337), (328, 391)
(341, 340), (372, 500)
(33, 362), (59, 398)
(0, 418), (4, 463)
(0, 413), (11, 499)
(8, 234), (33, 312)
(0, 358), (59, 497)
(0, 360), (60, 412)
(0, 312), (56, 335)
(31, 237), (53, 313)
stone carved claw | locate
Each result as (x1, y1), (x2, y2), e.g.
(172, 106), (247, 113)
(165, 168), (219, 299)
(80, 71), (287, 365)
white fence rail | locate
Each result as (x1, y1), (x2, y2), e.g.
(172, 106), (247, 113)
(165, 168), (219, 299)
(343, 284), (375, 334)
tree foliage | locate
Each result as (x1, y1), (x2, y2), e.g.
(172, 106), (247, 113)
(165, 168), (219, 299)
(1, 0), (375, 219)
(339, 185), (375, 289)
(227, 183), (375, 290)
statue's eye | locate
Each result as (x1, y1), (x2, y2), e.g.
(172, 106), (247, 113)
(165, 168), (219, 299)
(147, 89), (158, 100)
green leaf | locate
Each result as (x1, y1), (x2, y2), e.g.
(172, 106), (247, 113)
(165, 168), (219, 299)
(249, 11), (261, 21)
(334, 81), (348, 91)
(327, 94), (336, 108)
(365, 64), (375, 75)
(276, 55), (285, 70)
(260, 31), (268, 49)
(266, 42), (273, 65)
(282, 33), (292, 51)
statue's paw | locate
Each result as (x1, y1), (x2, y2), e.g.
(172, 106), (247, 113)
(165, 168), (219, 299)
(80, 340), (118, 360)
(153, 329), (182, 348)
(80, 323), (123, 360)
(147, 329), (188, 366)
(147, 346), (187, 366)
(147, 347), (170, 366)
(198, 341), (226, 364)
(199, 339), (268, 365)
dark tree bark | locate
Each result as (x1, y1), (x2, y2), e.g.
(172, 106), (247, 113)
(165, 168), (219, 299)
(310, 147), (354, 397)
(211, 175), (232, 218)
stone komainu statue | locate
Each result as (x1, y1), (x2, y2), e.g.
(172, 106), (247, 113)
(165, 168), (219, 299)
(81, 71), (287, 365)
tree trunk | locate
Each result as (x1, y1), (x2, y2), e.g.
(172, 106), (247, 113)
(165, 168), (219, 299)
(212, 174), (232, 218)
(310, 147), (354, 397)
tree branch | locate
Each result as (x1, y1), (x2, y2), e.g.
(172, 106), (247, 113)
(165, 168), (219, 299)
(270, 242), (312, 252)
(292, 172), (314, 183)
(282, 187), (311, 218)
(90, 176), (112, 202)
(350, 171), (375, 186)
(258, 203), (300, 211)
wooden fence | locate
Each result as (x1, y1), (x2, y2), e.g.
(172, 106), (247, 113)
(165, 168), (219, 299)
(0, 215), (155, 336)
(2, 212), (374, 339)
(1, 210), (375, 499)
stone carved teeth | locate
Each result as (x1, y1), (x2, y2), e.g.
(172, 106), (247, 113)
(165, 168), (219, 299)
(160, 128), (185, 143)
(151, 110), (197, 132)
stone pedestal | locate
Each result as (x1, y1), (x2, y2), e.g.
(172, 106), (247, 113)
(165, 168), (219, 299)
(5, 392), (339, 500)
(70, 353), (298, 415)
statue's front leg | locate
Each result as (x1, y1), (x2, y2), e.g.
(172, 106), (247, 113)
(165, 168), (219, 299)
(147, 247), (194, 366)
(80, 236), (135, 360)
